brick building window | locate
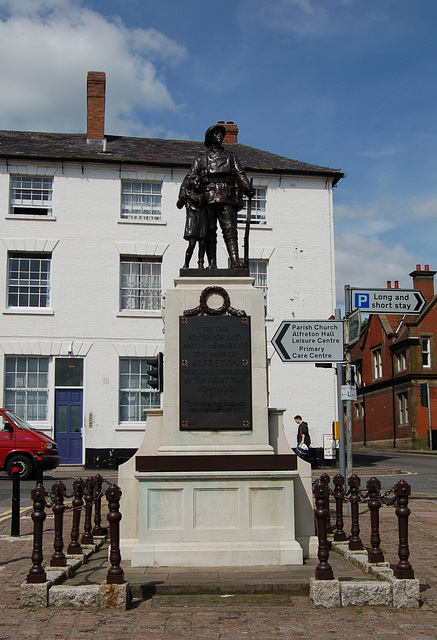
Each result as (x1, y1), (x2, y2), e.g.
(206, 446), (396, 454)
(10, 176), (53, 215)
(119, 358), (160, 421)
(356, 367), (362, 387)
(354, 402), (364, 419)
(371, 348), (382, 380)
(397, 391), (409, 424)
(395, 350), (407, 373)
(7, 253), (51, 308)
(121, 181), (162, 220)
(239, 188), (267, 225)
(421, 338), (431, 368)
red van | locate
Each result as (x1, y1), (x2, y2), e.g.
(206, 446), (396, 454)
(0, 408), (60, 480)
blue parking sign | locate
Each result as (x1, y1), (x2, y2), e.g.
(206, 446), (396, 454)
(354, 293), (369, 309)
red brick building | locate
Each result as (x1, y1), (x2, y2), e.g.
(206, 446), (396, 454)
(349, 265), (437, 449)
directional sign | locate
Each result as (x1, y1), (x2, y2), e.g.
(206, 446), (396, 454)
(271, 321), (344, 362)
(351, 288), (426, 314)
(345, 309), (361, 346)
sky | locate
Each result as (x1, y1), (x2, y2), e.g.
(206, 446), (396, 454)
(0, 0), (436, 307)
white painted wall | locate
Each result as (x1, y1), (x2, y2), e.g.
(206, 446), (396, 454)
(0, 157), (338, 461)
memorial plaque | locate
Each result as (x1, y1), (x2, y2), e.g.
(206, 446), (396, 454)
(180, 315), (252, 430)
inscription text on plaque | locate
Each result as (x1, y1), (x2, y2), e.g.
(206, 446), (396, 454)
(180, 315), (252, 430)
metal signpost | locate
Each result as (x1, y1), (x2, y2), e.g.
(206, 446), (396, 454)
(271, 316), (347, 483)
(271, 284), (426, 490)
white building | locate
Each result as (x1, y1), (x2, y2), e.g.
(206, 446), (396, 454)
(0, 72), (343, 468)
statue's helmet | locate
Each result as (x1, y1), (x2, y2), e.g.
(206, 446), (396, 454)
(204, 124), (226, 147)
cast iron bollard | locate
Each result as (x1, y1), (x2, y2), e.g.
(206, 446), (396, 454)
(313, 479), (334, 580)
(67, 478), (85, 555)
(11, 465), (20, 537)
(92, 474), (106, 536)
(332, 472), (347, 542)
(394, 479), (414, 579)
(106, 483), (124, 585)
(27, 484), (47, 583)
(50, 480), (67, 567)
(319, 473), (333, 534)
(81, 476), (95, 545)
(348, 474), (364, 551)
(367, 477), (385, 563)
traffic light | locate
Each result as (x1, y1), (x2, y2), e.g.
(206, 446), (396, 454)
(146, 352), (164, 393)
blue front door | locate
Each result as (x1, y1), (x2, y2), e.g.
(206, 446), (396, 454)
(55, 389), (83, 464)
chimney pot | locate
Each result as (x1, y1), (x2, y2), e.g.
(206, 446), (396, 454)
(387, 281), (391, 288)
(409, 264), (436, 300)
(87, 71), (106, 142)
(394, 281), (399, 289)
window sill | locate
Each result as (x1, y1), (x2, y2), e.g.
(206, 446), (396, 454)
(115, 423), (147, 432)
(116, 310), (162, 318)
(5, 215), (56, 221)
(3, 308), (54, 315)
(237, 224), (272, 230)
(118, 219), (167, 226)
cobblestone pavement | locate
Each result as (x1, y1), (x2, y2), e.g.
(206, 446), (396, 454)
(0, 483), (436, 639)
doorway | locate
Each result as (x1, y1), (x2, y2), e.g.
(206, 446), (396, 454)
(54, 358), (84, 464)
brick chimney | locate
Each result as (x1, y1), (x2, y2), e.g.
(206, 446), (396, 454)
(217, 120), (238, 143)
(87, 71), (106, 142)
(409, 264), (436, 300)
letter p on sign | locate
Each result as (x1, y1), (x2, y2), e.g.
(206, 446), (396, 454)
(354, 293), (369, 309)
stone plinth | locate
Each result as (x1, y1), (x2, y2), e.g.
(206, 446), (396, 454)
(119, 275), (316, 566)
(131, 469), (303, 567)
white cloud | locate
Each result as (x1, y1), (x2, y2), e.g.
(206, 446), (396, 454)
(335, 202), (398, 235)
(0, 0), (187, 136)
(239, 0), (372, 40)
(334, 232), (416, 305)
(411, 196), (437, 220)
(248, 0), (333, 38)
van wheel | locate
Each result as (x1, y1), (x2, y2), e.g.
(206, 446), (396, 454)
(6, 455), (34, 481)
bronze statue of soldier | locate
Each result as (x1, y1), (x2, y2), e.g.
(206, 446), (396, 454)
(183, 124), (255, 269)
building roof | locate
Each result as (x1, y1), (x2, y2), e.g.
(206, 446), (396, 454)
(0, 130), (344, 185)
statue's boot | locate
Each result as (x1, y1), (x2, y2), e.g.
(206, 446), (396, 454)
(183, 247), (193, 269)
(206, 241), (217, 269)
(226, 238), (242, 268)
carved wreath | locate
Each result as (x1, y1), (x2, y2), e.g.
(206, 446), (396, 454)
(183, 286), (246, 317)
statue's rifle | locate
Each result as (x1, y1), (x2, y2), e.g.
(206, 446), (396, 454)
(243, 178), (253, 268)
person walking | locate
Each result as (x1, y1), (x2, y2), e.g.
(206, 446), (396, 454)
(294, 415), (311, 463)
